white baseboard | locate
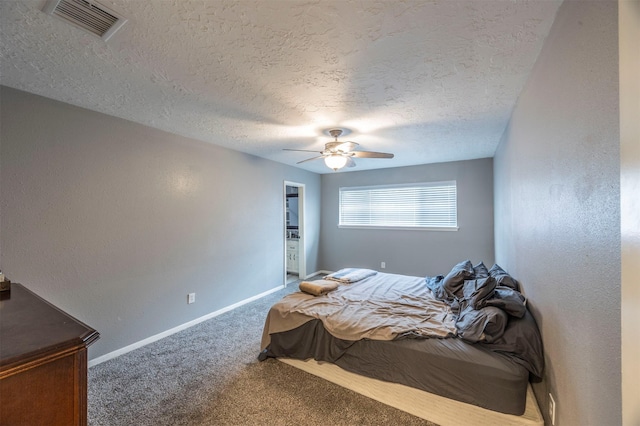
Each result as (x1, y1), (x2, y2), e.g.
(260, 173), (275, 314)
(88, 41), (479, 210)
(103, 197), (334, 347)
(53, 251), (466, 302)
(302, 270), (332, 279)
(88, 284), (285, 367)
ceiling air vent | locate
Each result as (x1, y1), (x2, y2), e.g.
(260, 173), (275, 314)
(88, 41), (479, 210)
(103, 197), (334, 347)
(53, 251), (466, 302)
(42, 0), (128, 41)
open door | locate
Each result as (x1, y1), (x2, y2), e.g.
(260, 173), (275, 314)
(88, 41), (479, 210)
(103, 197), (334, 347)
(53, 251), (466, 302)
(284, 181), (305, 286)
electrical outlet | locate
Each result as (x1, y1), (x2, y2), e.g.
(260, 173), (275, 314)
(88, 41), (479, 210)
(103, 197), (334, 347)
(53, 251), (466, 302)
(188, 293), (195, 304)
(381, 262), (386, 269)
(549, 393), (556, 425)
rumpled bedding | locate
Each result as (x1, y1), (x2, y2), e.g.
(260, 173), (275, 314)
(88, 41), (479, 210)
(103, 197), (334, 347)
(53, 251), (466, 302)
(261, 272), (457, 349)
(325, 268), (378, 284)
(426, 260), (544, 378)
(426, 260), (526, 340)
(456, 306), (508, 343)
(262, 263), (543, 380)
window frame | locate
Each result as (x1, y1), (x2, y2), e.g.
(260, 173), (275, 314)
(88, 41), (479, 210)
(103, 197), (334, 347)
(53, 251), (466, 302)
(338, 180), (459, 231)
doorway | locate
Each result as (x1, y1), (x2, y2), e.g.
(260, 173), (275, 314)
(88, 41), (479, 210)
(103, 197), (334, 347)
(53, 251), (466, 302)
(284, 181), (305, 286)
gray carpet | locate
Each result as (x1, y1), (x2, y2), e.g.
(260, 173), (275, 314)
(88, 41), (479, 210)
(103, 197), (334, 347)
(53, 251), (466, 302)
(88, 282), (437, 425)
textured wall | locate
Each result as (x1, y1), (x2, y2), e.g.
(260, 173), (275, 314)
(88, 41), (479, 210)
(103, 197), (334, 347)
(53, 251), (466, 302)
(319, 158), (494, 277)
(0, 86), (321, 360)
(493, 1), (620, 424)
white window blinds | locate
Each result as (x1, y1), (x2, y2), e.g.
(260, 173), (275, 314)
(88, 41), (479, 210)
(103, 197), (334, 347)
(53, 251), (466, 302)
(339, 181), (458, 229)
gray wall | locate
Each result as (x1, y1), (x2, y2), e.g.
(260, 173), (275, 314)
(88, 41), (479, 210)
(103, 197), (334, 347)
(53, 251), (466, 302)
(0, 86), (321, 360)
(320, 158), (494, 277)
(493, 1), (620, 424)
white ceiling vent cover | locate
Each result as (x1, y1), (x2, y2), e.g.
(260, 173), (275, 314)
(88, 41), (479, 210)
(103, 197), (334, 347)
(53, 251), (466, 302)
(42, 0), (127, 41)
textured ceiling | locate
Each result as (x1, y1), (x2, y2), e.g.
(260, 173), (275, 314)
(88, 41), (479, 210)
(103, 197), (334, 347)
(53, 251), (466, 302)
(0, 0), (561, 174)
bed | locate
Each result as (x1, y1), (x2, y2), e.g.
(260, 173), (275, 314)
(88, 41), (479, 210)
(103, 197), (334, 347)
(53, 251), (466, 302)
(259, 262), (544, 420)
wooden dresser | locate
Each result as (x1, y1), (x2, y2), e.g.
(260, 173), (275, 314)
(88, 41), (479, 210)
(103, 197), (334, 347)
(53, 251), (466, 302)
(0, 284), (99, 426)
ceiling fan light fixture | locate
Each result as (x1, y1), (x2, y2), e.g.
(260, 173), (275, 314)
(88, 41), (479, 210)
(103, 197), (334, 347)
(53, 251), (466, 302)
(325, 154), (348, 171)
(284, 126), (394, 170)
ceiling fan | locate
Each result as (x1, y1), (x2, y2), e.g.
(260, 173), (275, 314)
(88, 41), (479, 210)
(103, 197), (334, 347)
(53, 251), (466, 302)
(284, 129), (394, 171)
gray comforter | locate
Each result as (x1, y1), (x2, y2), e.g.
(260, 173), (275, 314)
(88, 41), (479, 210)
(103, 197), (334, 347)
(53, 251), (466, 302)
(261, 272), (456, 350)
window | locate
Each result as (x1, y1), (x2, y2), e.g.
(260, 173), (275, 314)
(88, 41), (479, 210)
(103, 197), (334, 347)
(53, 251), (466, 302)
(339, 181), (458, 230)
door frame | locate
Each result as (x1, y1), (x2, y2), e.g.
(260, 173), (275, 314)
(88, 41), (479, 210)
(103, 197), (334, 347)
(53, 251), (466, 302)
(283, 181), (305, 286)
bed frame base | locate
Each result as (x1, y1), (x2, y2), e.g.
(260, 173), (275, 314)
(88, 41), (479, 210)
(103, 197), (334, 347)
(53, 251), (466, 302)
(279, 358), (543, 426)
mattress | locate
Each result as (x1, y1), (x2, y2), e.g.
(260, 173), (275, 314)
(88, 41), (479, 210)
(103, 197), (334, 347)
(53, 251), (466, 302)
(266, 319), (530, 415)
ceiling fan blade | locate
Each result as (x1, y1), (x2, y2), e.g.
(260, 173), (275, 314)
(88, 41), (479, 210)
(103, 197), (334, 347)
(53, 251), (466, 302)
(283, 148), (323, 153)
(345, 157), (356, 168)
(335, 141), (358, 152)
(296, 155), (325, 164)
(352, 151), (394, 159)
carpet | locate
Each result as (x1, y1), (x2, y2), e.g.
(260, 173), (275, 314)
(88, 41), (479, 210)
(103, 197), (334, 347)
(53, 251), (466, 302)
(88, 281), (436, 425)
